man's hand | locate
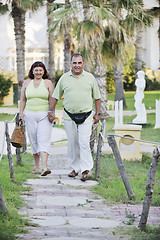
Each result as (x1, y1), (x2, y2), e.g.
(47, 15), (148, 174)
(93, 113), (100, 124)
(48, 112), (56, 123)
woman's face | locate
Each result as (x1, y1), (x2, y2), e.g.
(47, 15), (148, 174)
(32, 67), (44, 79)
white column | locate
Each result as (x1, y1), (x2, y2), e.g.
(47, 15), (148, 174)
(119, 100), (123, 125)
(154, 99), (160, 129)
(115, 101), (119, 127)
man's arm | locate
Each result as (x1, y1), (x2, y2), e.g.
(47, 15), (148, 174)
(93, 98), (101, 123)
(48, 97), (58, 123)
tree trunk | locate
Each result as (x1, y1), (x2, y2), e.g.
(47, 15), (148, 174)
(47, 0), (55, 85)
(94, 48), (108, 119)
(64, 30), (71, 72)
(138, 147), (160, 231)
(135, 25), (143, 73)
(114, 60), (127, 109)
(64, 0), (71, 73)
(12, 0), (25, 100)
(0, 184), (8, 214)
(108, 135), (135, 200)
(5, 122), (15, 182)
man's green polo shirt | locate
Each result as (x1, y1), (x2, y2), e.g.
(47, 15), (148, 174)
(52, 70), (101, 120)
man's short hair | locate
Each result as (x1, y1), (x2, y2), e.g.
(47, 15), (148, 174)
(71, 53), (84, 62)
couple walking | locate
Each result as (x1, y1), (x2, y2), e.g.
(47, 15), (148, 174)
(19, 53), (101, 181)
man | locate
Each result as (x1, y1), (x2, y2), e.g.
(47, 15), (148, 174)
(48, 53), (101, 181)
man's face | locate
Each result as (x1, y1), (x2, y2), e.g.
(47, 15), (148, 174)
(71, 56), (84, 76)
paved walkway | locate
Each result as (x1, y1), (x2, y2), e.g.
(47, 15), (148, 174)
(17, 144), (160, 240)
(0, 107), (159, 239)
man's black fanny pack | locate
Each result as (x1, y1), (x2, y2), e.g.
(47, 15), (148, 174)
(64, 108), (92, 124)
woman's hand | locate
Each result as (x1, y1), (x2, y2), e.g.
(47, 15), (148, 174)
(19, 112), (24, 122)
(48, 112), (55, 123)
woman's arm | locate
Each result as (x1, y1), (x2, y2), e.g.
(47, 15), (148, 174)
(19, 79), (30, 121)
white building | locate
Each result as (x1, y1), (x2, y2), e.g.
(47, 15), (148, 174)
(0, 0), (159, 72)
(0, 2), (64, 72)
(142, 0), (160, 70)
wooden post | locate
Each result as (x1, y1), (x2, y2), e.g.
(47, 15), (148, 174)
(90, 123), (98, 155)
(108, 135), (135, 200)
(138, 147), (160, 231)
(22, 124), (27, 153)
(95, 120), (106, 179)
(5, 121), (15, 182)
(15, 113), (22, 165)
(0, 184), (8, 213)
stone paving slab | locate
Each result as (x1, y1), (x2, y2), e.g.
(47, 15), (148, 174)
(18, 148), (160, 240)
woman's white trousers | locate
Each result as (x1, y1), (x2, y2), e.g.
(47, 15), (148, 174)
(24, 111), (52, 155)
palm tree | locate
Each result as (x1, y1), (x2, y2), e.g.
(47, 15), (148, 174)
(47, 0), (55, 84)
(64, 0), (71, 73)
(11, 0), (25, 99)
(48, 0), (152, 113)
(11, 0), (43, 99)
(48, 0), (72, 73)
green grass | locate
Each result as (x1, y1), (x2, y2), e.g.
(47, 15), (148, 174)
(94, 113), (160, 207)
(0, 153), (37, 240)
(0, 91), (159, 239)
(108, 91), (160, 110)
(0, 113), (15, 121)
(115, 225), (160, 240)
(92, 153), (160, 206)
(105, 113), (160, 143)
(56, 91), (160, 111)
(0, 104), (18, 108)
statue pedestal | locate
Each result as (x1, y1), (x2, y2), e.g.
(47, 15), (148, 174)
(113, 124), (142, 160)
(132, 103), (147, 124)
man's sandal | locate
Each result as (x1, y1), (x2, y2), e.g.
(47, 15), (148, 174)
(68, 170), (78, 177)
(80, 170), (91, 182)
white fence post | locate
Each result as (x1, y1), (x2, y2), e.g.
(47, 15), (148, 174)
(114, 100), (123, 127)
(154, 99), (160, 129)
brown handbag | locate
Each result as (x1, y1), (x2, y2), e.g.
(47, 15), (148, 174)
(11, 120), (24, 148)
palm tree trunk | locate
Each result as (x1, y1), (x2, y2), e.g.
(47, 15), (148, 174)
(64, 30), (71, 72)
(64, 0), (71, 73)
(94, 48), (108, 119)
(114, 60), (127, 108)
(135, 25), (143, 73)
(12, 0), (25, 100)
(47, 0), (55, 85)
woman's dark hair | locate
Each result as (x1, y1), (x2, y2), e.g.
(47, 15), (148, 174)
(28, 61), (49, 79)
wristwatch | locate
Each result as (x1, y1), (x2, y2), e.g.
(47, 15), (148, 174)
(95, 112), (101, 116)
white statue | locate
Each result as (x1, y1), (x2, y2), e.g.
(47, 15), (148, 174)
(132, 70), (147, 124)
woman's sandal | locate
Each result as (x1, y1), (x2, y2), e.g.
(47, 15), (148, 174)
(32, 168), (39, 174)
(41, 168), (51, 176)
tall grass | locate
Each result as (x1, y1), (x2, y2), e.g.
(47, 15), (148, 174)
(93, 153), (160, 206)
(0, 154), (37, 240)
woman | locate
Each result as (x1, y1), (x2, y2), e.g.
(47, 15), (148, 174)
(19, 61), (54, 176)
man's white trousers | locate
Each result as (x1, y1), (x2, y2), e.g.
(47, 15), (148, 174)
(64, 119), (93, 173)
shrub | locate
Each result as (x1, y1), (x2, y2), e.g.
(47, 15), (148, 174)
(145, 76), (160, 90)
(0, 74), (12, 104)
